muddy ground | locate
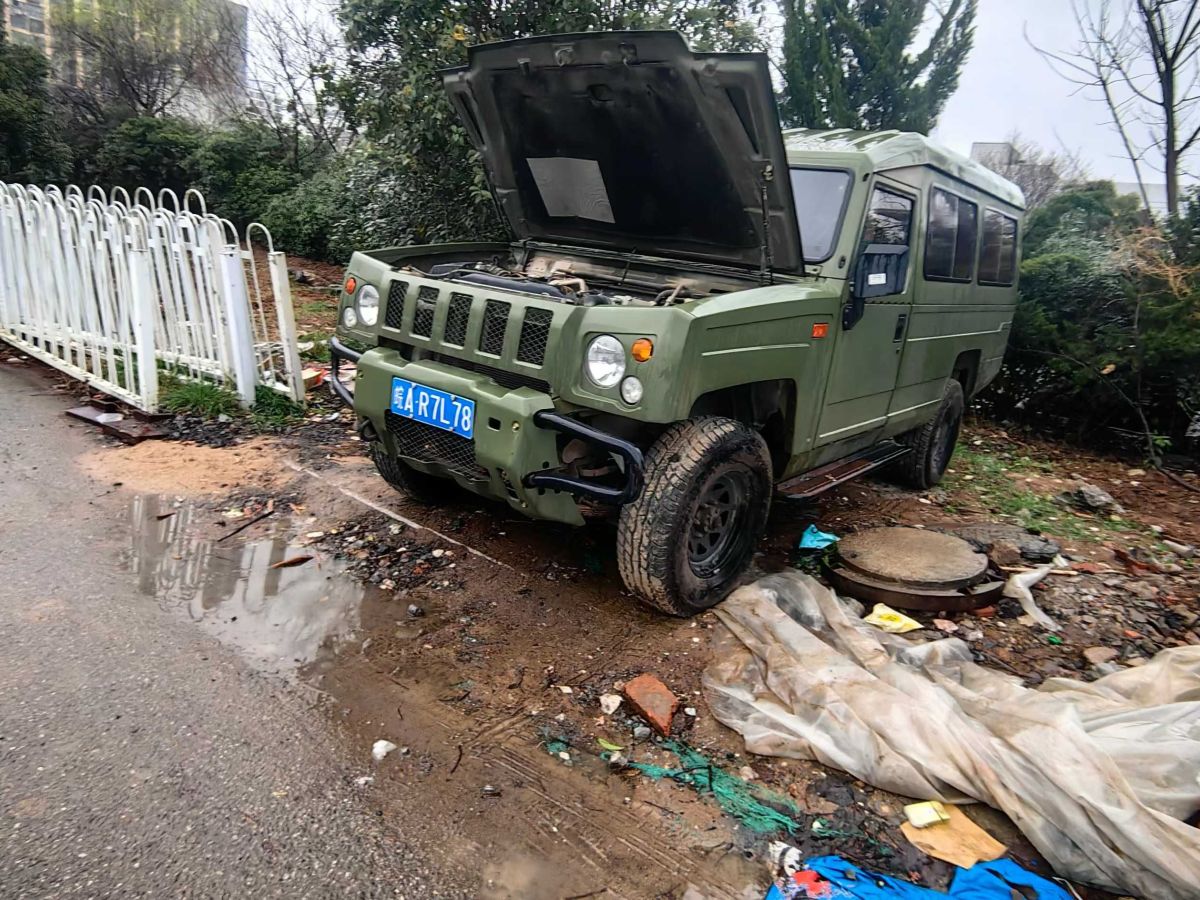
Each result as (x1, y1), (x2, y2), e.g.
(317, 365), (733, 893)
(9, 321), (1199, 899)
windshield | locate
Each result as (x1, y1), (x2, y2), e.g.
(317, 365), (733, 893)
(790, 168), (853, 262)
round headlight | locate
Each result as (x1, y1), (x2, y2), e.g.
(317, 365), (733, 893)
(356, 284), (380, 327)
(342, 306), (358, 328)
(620, 376), (644, 405)
(585, 335), (625, 387)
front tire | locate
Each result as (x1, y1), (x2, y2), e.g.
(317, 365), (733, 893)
(369, 442), (454, 506)
(617, 417), (772, 616)
(894, 379), (965, 490)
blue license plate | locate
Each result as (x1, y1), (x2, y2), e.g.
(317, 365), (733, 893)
(389, 377), (475, 439)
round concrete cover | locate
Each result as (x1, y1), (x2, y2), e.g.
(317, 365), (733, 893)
(838, 527), (988, 589)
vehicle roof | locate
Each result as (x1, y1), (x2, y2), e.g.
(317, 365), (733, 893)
(783, 128), (1026, 211)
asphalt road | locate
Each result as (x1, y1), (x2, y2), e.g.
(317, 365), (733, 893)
(0, 364), (475, 898)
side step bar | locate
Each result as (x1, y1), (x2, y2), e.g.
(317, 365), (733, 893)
(776, 441), (910, 500)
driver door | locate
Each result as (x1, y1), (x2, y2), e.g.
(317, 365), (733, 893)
(815, 180), (917, 447)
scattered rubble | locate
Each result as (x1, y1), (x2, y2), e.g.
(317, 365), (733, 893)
(1059, 480), (1125, 514)
(371, 740), (398, 762)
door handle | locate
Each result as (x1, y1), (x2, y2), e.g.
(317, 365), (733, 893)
(893, 313), (908, 343)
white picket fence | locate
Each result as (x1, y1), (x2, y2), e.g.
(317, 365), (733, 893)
(0, 182), (305, 412)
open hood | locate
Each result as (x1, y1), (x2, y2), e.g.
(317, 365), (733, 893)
(443, 31), (802, 273)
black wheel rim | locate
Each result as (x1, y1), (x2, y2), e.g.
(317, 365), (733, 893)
(688, 471), (749, 577)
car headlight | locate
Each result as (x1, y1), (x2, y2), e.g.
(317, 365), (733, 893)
(620, 376), (643, 404)
(356, 284), (380, 327)
(585, 335), (625, 387)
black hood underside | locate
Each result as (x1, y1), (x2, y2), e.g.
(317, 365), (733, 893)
(443, 31), (802, 273)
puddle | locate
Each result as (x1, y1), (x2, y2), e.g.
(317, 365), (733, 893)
(125, 495), (369, 674)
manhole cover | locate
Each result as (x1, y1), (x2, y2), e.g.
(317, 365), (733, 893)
(829, 527), (1002, 612)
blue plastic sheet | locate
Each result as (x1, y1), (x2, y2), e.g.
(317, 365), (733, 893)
(798, 525), (839, 550)
(766, 855), (1073, 900)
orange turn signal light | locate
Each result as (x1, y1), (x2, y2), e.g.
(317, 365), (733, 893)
(631, 338), (654, 362)
(344, 276), (357, 294)
(812, 323), (829, 339)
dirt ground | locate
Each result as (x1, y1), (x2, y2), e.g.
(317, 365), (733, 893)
(11, 312), (1198, 898)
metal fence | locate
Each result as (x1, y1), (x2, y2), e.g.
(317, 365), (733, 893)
(0, 182), (304, 412)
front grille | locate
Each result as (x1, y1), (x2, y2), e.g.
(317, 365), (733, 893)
(384, 411), (486, 482)
(411, 286), (438, 337)
(426, 353), (551, 394)
(385, 281), (409, 329)
(479, 300), (510, 356)
(516, 307), (552, 365)
(444, 293), (472, 346)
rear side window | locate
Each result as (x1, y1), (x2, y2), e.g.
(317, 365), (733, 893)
(924, 188), (978, 281)
(979, 210), (1019, 286)
(790, 168), (853, 262)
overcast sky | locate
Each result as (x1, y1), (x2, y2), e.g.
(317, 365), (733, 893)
(932, 0), (1141, 183)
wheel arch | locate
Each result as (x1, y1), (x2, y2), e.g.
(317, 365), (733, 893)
(689, 379), (795, 476)
(951, 349), (982, 399)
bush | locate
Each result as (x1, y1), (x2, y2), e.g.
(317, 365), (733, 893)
(93, 116), (203, 197)
(260, 163), (344, 260)
(189, 121), (299, 229)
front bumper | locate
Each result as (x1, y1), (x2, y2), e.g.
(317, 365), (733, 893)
(329, 339), (643, 525)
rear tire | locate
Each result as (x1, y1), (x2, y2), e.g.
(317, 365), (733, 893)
(617, 417), (772, 616)
(369, 442), (454, 506)
(895, 379), (965, 490)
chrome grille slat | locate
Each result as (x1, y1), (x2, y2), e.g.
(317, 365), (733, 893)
(516, 307), (552, 365)
(478, 299), (510, 356)
(384, 281), (409, 329)
(384, 412), (486, 482)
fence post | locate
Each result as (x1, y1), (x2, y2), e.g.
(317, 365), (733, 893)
(266, 249), (305, 403)
(129, 228), (160, 413)
(218, 245), (257, 407)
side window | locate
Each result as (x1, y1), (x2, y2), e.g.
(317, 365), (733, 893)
(924, 188), (978, 281)
(979, 210), (1019, 286)
(853, 187), (914, 302)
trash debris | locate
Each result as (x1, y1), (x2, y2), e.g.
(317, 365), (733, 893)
(863, 603), (923, 634)
(900, 804), (1007, 868)
(622, 673), (679, 736)
(597, 738), (623, 752)
(627, 740), (802, 834)
(371, 740), (398, 762)
(66, 404), (166, 444)
(683, 706), (698, 717)
(353, 775), (374, 787)
(767, 854), (1074, 900)
(480, 784), (502, 798)
(1082, 646), (1118, 666)
(1163, 539), (1196, 560)
(599, 693), (622, 715)
(406, 603), (425, 617)
(903, 800), (950, 828)
(799, 525), (839, 550)
(932, 619), (958, 634)
(269, 554), (314, 570)
(1002, 562), (1060, 631)
(705, 572), (1200, 900)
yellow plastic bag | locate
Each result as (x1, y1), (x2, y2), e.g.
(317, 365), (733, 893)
(863, 603), (922, 634)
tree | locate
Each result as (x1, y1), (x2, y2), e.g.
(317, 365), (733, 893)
(334, 0), (764, 244)
(972, 135), (1088, 211)
(92, 116), (203, 196)
(1035, 0), (1200, 218)
(52, 0), (247, 124)
(245, 0), (351, 169)
(0, 30), (70, 182)
(778, 0), (977, 133)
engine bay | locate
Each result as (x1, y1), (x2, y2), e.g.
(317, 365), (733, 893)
(393, 246), (755, 307)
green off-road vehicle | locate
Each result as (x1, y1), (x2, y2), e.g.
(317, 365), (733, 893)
(330, 31), (1024, 615)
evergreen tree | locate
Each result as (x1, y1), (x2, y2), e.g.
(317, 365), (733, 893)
(0, 25), (70, 183)
(779, 0), (976, 134)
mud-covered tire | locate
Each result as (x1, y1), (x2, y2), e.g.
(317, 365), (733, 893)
(369, 442), (454, 505)
(894, 379), (965, 490)
(617, 417), (773, 617)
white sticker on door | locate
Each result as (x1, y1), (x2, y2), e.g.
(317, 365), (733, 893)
(868, 272), (887, 286)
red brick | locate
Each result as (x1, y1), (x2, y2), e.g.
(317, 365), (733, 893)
(623, 673), (678, 737)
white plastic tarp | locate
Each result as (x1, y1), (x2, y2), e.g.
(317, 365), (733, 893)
(703, 572), (1200, 900)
